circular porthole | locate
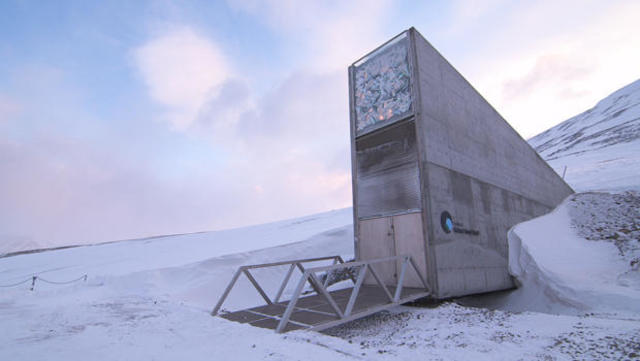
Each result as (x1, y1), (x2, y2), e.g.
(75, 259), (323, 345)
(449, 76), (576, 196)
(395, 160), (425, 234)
(440, 211), (453, 233)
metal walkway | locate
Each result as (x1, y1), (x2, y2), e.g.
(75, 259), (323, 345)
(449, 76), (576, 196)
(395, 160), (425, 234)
(211, 255), (430, 333)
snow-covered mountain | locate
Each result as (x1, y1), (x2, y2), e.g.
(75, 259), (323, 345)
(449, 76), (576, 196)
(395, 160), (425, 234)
(529, 79), (640, 192)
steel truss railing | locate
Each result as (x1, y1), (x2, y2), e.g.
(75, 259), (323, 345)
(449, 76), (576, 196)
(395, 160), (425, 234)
(211, 255), (430, 333)
(211, 255), (346, 317)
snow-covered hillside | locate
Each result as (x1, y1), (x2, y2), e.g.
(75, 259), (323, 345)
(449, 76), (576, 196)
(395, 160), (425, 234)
(2, 193), (640, 360)
(0, 208), (354, 304)
(0, 237), (44, 257)
(529, 79), (640, 192)
(0, 209), (358, 360)
(0, 197), (635, 360)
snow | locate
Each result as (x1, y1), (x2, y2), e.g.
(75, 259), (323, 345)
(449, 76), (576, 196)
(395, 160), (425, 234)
(1, 294), (360, 361)
(0, 237), (43, 256)
(459, 192), (640, 319)
(0, 208), (353, 279)
(528, 79), (640, 192)
(505, 193), (640, 316)
(2, 195), (640, 360)
(544, 141), (640, 193)
(1, 210), (357, 360)
(322, 304), (640, 360)
(2, 81), (640, 360)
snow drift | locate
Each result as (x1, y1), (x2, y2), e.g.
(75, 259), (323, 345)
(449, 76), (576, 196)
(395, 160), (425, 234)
(505, 191), (640, 316)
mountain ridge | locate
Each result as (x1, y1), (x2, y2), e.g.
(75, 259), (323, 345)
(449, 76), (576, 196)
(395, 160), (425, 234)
(528, 79), (640, 192)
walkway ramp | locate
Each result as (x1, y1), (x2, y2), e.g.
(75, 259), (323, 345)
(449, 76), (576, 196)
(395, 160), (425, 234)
(211, 255), (430, 333)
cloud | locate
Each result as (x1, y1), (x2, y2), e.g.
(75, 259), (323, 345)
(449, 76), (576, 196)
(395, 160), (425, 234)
(226, 0), (392, 71)
(128, 25), (360, 223)
(134, 27), (230, 130)
(128, 19), (355, 241)
(0, 94), (22, 121)
(446, 0), (511, 36)
(194, 69), (353, 221)
(0, 132), (268, 248)
(0, 62), (253, 249)
(235, 71), (346, 140)
(501, 54), (591, 102)
(193, 78), (253, 141)
(452, 0), (640, 138)
(130, 5), (387, 213)
(4, 0), (640, 252)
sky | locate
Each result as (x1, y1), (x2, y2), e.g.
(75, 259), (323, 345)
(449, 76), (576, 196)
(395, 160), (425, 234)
(1, 0), (639, 249)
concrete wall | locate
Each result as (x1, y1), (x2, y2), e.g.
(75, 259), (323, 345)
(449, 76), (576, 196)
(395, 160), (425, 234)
(348, 28), (574, 299)
(410, 28), (574, 297)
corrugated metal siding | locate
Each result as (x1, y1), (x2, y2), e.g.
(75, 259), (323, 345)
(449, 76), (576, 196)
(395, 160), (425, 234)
(355, 120), (422, 218)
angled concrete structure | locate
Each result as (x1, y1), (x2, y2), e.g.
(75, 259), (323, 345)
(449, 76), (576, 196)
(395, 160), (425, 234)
(349, 28), (573, 298)
(213, 27), (575, 334)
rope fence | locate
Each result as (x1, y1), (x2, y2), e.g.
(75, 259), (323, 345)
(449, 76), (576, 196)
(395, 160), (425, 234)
(0, 278), (33, 288)
(0, 274), (88, 290)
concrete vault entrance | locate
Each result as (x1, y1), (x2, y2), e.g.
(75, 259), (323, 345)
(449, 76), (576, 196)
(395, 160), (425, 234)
(211, 27), (573, 332)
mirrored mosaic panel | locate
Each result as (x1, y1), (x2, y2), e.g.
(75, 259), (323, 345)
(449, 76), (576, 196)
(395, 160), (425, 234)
(354, 34), (412, 135)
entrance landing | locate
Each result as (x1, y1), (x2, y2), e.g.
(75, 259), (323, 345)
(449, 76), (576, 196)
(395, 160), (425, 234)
(221, 285), (428, 332)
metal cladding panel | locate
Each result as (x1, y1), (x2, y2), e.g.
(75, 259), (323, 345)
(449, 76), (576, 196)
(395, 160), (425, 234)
(355, 121), (421, 219)
(358, 217), (396, 286)
(358, 212), (427, 288)
(392, 212), (427, 288)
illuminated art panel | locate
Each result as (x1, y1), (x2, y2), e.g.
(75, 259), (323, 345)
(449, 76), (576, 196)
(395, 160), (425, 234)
(354, 33), (412, 135)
